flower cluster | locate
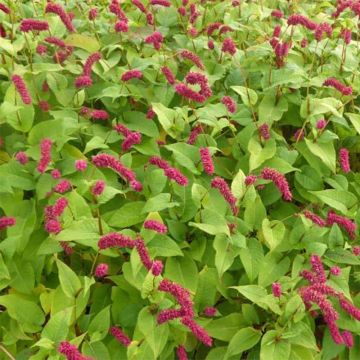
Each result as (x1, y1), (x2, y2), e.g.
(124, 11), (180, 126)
(211, 177), (238, 215)
(179, 50), (204, 70)
(199, 147), (214, 175)
(19, 19), (49, 32)
(0, 216), (16, 230)
(323, 78), (352, 95)
(299, 255), (360, 347)
(221, 96), (237, 113)
(45, 3), (75, 32)
(145, 31), (164, 50)
(261, 167), (292, 201)
(114, 124), (142, 151)
(339, 147), (351, 173)
(12, 75), (32, 105)
(58, 342), (92, 360)
(92, 153), (142, 191)
(37, 138), (52, 173)
(144, 219), (168, 233)
(110, 326), (132, 347)
(149, 156), (188, 186)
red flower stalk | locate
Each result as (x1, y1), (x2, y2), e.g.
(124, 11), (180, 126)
(158, 279), (194, 318)
(342, 331), (354, 348)
(52, 198), (68, 217)
(92, 153), (142, 191)
(149, 156), (188, 186)
(51, 169), (61, 179)
(115, 20), (129, 33)
(327, 210), (356, 239)
(95, 263), (108, 278)
(211, 177), (238, 215)
(187, 124), (202, 144)
(208, 40), (214, 50)
(122, 132), (142, 151)
(36, 44), (48, 55)
(132, 0), (147, 13)
(150, 0), (171, 6)
(37, 138), (52, 173)
(110, 326), (131, 347)
(316, 119), (327, 130)
(181, 317), (212, 347)
(0, 3), (10, 14)
(315, 23), (333, 42)
(151, 260), (164, 276)
(75, 75), (92, 89)
(44, 36), (66, 48)
(272, 282), (282, 297)
(12, 75), (32, 105)
(207, 23), (222, 36)
(330, 266), (341, 276)
(98, 232), (135, 250)
(341, 29), (352, 44)
(91, 110), (109, 120)
(145, 31), (164, 50)
(60, 241), (73, 256)
(323, 78), (352, 95)
(83, 52), (101, 76)
(259, 123), (270, 140)
(89, 8), (98, 20)
(271, 10), (283, 19)
(175, 83), (206, 103)
(20, 19), (49, 32)
(146, 107), (156, 120)
(146, 13), (154, 25)
(144, 219), (168, 233)
(339, 148), (351, 173)
(75, 159), (87, 172)
(273, 25), (281, 38)
(261, 167), (292, 201)
(185, 72), (212, 98)
(109, 0), (128, 22)
(199, 147), (214, 175)
(149, 156), (170, 169)
(179, 50), (204, 70)
(310, 255), (326, 283)
(135, 236), (153, 270)
(0, 216), (16, 230)
(189, 4), (200, 24)
(303, 210), (326, 227)
(353, 246), (360, 256)
(45, 219), (62, 234)
(39, 100), (50, 112)
(176, 345), (188, 360)
(15, 151), (28, 165)
(301, 38), (308, 48)
(161, 66), (176, 85)
(203, 307), (217, 317)
(157, 309), (183, 324)
(219, 25), (233, 36)
(245, 175), (257, 186)
(221, 96), (237, 113)
(45, 3), (75, 32)
(121, 69), (143, 81)
(221, 38), (237, 55)
(332, 1), (352, 18)
(114, 124), (131, 137)
(58, 341), (92, 360)
(91, 180), (105, 196)
(54, 180), (71, 194)
(294, 128), (305, 141)
(178, 6), (186, 16)
(287, 14), (317, 30)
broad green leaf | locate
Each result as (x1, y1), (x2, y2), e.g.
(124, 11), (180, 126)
(105, 201), (147, 227)
(346, 113), (360, 135)
(65, 34), (100, 52)
(56, 259), (82, 298)
(305, 139), (336, 173)
(226, 327), (262, 358)
(232, 86), (258, 106)
(248, 137), (276, 171)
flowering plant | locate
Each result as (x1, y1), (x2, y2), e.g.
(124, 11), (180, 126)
(0, 0), (360, 359)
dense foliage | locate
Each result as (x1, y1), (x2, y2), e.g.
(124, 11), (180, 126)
(1, 0), (360, 359)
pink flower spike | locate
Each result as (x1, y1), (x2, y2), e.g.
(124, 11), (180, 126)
(221, 38), (237, 55)
(145, 31), (164, 50)
(151, 260), (164, 276)
(0, 216), (16, 230)
(15, 151), (28, 165)
(259, 123), (270, 140)
(221, 96), (237, 113)
(261, 167), (292, 201)
(95, 263), (108, 278)
(45, 219), (62, 234)
(135, 236), (153, 270)
(144, 219), (168, 233)
(272, 282), (282, 297)
(58, 341), (90, 360)
(211, 177), (238, 215)
(91, 180), (105, 196)
(110, 326), (131, 347)
(176, 345), (188, 360)
(0, 3), (10, 14)
(151, 0), (171, 6)
(39, 100), (50, 112)
(339, 148), (351, 173)
(323, 78), (352, 96)
(327, 211), (356, 240)
(199, 147), (214, 175)
(121, 70), (143, 82)
(245, 175), (257, 186)
(180, 317), (212, 347)
(330, 266), (341, 276)
(316, 119), (327, 130)
(187, 124), (202, 145)
(12, 75), (32, 105)
(161, 66), (176, 85)
(75, 159), (87, 172)
(20, 19), (49, 32)
(51, 169), (61, 179)
(98, 232), (135, 250)
(45, 3), (75, 32)
(303, 210), (326, 227)
(115, 20), (129, 33)
(203, 306), (217, 317)
(342, 331), (354, 348)
(75, 75), (93, 89)
(37, 138), (52, 173)
(179, 50), (204, 70)
(54, 180), (72, 194)
(83, 52), (101, 77)
(353, 246), (360, 256)
(88, 8), (98, 21)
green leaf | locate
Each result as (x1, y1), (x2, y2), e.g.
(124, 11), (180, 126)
(239, 240), (264, 282)
(346, 113), (360, 135)
(232, 86), (258, 106)
(260, 331), (291, 360)
(231, 169), (246, 199)
(105, 201), (147, 227)
(189, 208), (230, 236)
(214, 234), (238, 277)
(205, 313), (245, 341)
(262, 219), (286, 251)
(42, 308), (72, 343)
(305, 139), (336, 173)
(258, 253), (290, 287)
(248, 137), (276, 171)
(309, 189), (357, 214)
(142, 193), (179, 213)
(258, 92), (288, 124)
(226, 327), (262, 358)
(56, 259), (82, 298)
(65, 34), (100, 52)
(88, 306), (110, 341)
